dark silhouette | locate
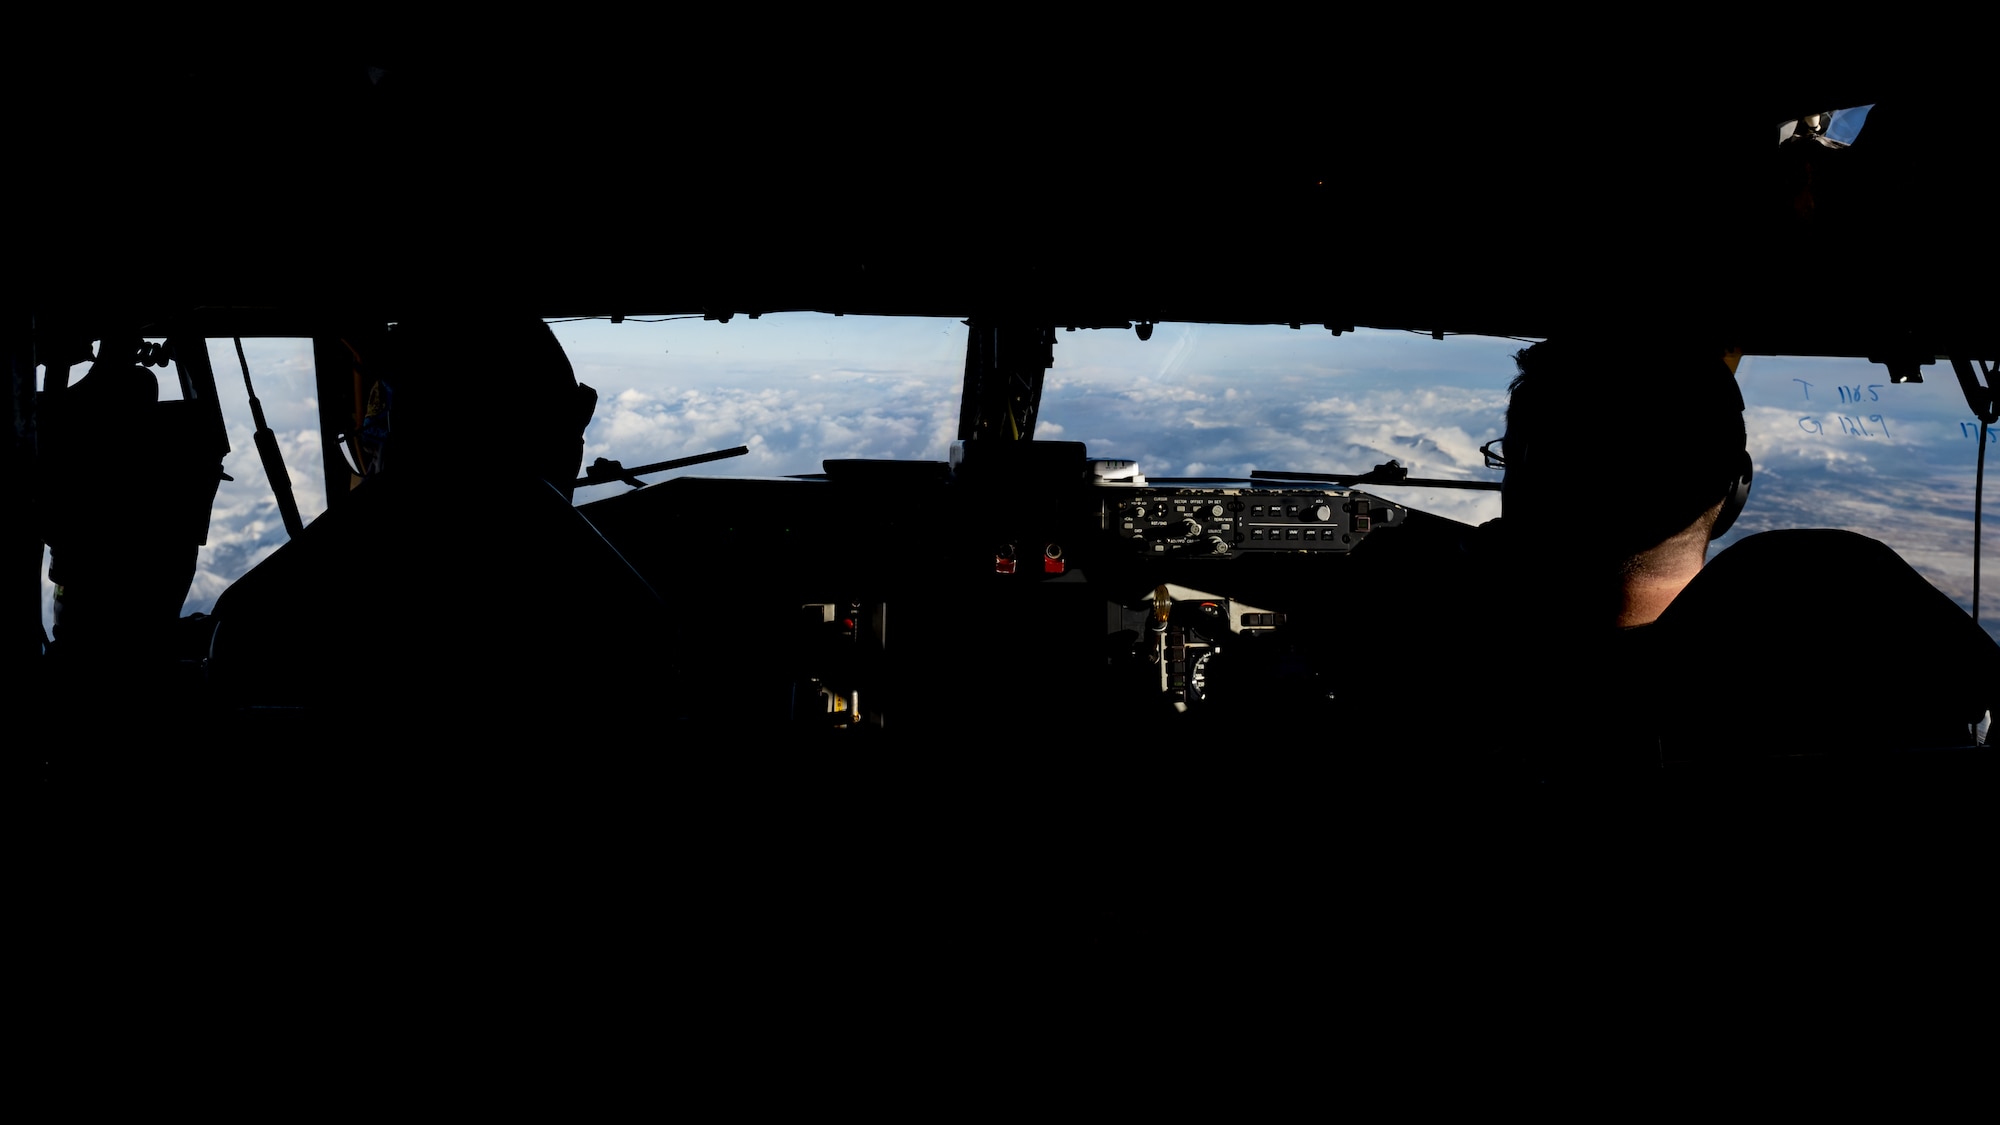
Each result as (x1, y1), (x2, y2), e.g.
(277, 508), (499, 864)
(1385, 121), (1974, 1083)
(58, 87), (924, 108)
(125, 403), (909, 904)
(205, 316), (667, 756)
(1486, 337), (1994, 764)
(1248, 337), (1993, 771)
(41, 341), (204, 670)
(1489, 336), (1754, 631)
(1651, 528), (1998, 755)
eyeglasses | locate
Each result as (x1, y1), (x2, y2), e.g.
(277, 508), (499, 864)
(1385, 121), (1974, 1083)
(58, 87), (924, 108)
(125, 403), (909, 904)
(1480, 438), (1507, 469)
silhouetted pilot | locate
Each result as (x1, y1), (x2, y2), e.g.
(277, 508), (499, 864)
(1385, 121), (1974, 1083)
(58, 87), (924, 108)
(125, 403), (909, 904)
(1215, 339), (1757, 765)
(42, 340), (202, 677)
(1223, 338), (1993, 769)
(1487, 338), (1754, 629)
(1486, 337), (1996, 762)
(207, 316), (668, 750)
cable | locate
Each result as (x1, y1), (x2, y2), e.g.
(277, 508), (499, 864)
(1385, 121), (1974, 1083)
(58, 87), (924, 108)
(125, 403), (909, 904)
(1975, 412), (1987, 623)
(1951, 357), (1997, 628)
(1973, 362), (1992, 626)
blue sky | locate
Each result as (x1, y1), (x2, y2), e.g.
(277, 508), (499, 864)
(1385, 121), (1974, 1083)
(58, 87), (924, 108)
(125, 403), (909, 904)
(42, 318), (1999, 644)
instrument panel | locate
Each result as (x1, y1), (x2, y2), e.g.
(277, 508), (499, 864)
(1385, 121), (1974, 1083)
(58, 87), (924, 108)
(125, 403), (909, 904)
(1105, 486), (1405, 559)
(579, 463), (1423, 736)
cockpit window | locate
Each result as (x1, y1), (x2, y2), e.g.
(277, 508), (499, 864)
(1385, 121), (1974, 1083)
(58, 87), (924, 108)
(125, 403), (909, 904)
(185, 337), (326, 615)
(1034, 324), (1514, 527)
(561, 318), (1524, 525)
(563, 317), (1993, 642)
(556, 313), (967, 497)
(1728, 354), (1995, 639)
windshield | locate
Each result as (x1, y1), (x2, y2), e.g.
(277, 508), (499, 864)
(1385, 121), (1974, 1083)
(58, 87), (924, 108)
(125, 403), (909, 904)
(1722, 354), (1992, 631)
(40, 318), (1995, 645)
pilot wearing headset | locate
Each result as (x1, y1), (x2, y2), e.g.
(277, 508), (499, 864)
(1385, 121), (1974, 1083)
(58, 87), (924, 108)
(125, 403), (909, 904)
(1197, 337), (1757, 761)
(1481, 336), (1754, 631)
(1485, 335), (1993, 757)
(204, 316), (667, 745)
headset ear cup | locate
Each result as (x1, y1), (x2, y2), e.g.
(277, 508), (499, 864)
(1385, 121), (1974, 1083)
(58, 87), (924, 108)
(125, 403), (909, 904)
(1710, 451), (1754, 540)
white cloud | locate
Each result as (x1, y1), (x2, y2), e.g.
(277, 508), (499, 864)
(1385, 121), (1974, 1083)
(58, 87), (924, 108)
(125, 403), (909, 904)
(1046, 379), (1510, 487)
(577, 369), (962, 495)
(179, 423), (329, 617)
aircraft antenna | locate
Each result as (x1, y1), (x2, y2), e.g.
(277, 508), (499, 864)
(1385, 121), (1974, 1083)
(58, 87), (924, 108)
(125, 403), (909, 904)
(235, 338), (305, 539)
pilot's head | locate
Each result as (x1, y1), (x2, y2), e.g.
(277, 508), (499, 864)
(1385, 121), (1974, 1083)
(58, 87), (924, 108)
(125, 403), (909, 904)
(1498, 337), (1751, 562)
(373, 316), (597, 497)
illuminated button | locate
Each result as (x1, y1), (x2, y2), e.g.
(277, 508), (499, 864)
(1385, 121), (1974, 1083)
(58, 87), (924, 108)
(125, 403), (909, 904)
(1286, 529), (1299, 540)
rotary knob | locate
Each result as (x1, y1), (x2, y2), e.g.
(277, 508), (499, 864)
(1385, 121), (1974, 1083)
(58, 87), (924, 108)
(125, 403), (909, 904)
(1301, 503), (1333, 522)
